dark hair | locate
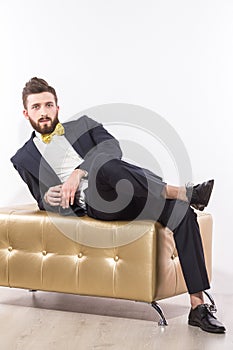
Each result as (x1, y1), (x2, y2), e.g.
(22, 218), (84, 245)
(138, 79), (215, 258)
(22, 77), (58, 109)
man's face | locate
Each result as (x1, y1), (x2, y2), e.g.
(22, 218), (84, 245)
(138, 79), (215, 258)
(23, 92), (60, 134)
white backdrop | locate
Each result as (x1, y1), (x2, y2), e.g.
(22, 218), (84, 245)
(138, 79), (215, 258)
(1, 0), (232, 290)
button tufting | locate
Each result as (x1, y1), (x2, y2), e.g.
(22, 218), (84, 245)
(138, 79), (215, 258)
(8, 246), (13, 252)
(78, 253), (83, 258)
(171, 253), (176, 260)
(114, 255), (119, 262)
(42, 250), (47, 256)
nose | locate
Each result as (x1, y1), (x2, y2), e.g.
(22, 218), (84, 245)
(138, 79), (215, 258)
(40, 106), (47, 117)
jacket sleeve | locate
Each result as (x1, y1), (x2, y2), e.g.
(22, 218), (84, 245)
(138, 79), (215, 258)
(12, 163), (86, 216)
(12, 163), (62, 213)
(76, 116), (123, 172)
(12, 164), (45, 210)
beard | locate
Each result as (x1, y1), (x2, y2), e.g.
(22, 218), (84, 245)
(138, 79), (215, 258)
(28, 112), (59, 135)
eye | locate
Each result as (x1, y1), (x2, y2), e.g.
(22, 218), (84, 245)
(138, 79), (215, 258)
(32, 104), (39, 110)
(47, 102), (54, 107)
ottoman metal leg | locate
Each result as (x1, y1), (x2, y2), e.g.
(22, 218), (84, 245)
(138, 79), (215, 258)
(151, 301), (168, 326)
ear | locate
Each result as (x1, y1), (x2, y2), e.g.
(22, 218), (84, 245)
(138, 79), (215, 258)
(23, 109), (29, 120)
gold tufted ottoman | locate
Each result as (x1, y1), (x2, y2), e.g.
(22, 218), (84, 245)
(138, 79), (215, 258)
(0, 204), (213, 324)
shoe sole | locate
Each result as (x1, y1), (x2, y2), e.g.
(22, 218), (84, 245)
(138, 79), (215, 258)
(188, 320), (225, 334)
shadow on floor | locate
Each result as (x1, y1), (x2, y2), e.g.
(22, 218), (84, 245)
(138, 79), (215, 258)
(0, 287), (189, 323)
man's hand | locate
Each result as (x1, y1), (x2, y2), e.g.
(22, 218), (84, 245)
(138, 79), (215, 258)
(60, 169), (86, 208)
(44, 185), (62, 206)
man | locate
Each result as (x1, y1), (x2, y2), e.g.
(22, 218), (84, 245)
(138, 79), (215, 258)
(11, 77), (226, 333)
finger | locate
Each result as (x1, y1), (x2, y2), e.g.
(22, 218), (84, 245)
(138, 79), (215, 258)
(47, 196), (61, 206)
(50, 187), (62, 195)
(65, 191), (71, 208)
(50, 191), (62, 199)
(70, 189), (76, 206)
(60, 192), (65, 208)
(50, 198), (61, 206)
(50, 186), (62, 195)
(61, 190), (70, 209)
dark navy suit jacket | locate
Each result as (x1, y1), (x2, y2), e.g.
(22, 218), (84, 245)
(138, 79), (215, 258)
(11, 115), (122, 214)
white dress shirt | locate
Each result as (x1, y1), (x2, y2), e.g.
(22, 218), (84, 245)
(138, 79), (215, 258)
(33, 132), (88, 209)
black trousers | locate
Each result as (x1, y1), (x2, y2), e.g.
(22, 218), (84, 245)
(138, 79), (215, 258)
(85, 158), (210, 294)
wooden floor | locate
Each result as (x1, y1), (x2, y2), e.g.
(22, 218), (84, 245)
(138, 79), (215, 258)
(0, 274), (232, 350)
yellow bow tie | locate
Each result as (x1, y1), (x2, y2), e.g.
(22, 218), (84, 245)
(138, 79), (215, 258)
(41, 123), (65, 144)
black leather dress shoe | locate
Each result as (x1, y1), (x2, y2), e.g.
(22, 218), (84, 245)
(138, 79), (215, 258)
(188, 304), (226, 333)
(186, 179), (214, 211)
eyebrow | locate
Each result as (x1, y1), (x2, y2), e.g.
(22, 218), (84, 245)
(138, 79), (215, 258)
(31, 101), (54, 107)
